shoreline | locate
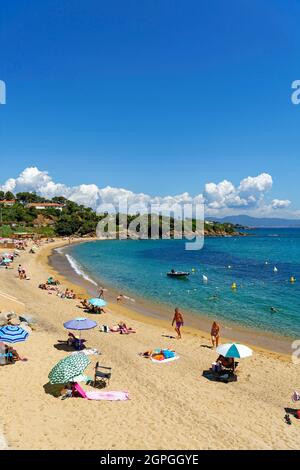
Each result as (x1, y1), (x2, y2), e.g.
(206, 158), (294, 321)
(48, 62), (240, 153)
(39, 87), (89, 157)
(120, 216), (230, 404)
(48, 238), (293, 358)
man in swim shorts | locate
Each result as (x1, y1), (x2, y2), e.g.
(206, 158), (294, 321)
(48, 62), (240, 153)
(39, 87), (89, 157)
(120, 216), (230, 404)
(172, 307), (184, 339)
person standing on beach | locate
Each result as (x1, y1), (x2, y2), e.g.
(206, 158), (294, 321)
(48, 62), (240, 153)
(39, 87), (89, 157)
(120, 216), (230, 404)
(98, 287), (104, 299)
(17, 264), (22, 279)
(172, 308), (184, 339)
(211, 321), (220, 348)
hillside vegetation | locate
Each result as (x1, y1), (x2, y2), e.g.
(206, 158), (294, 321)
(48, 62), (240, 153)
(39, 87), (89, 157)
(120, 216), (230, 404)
(0, 191), (241, 238)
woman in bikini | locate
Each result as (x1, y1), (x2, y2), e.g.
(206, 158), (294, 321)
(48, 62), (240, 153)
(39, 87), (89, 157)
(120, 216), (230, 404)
(172, 308), (184, 339)
(211, 321), (220, 348)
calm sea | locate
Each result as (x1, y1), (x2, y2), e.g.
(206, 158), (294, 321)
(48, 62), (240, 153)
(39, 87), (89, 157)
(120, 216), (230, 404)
(64, 228), (300, 338)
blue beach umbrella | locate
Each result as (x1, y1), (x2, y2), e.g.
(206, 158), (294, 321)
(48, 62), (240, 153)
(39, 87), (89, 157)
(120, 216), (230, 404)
(88, 298), (107, 307)
(63, 317), (97, 341)
(0, 325), (29, 343)
(63, 317), (97, 331)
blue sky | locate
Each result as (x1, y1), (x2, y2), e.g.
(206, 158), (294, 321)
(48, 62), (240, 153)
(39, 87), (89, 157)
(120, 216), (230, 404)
(1, 0), (300, 216)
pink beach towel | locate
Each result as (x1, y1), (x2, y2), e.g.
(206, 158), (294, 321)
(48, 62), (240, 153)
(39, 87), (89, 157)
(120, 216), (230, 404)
(73, 383), (129, 401)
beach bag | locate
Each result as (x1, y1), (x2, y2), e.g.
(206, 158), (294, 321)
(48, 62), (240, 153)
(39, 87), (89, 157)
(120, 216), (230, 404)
(162, 349), (175, 359)
(100, 325), (110, 333)
(212, 362), (221, 373)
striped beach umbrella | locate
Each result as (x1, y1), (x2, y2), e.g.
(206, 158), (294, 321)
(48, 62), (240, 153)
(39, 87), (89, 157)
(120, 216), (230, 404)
(88, 298), (107, 307)
(48, 353), (90, 384)
(216, 343), (253, 359)
(0, 325), (29, 343)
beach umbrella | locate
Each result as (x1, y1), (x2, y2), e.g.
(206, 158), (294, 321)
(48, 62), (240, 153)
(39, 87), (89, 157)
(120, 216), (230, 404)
(2, 258), (12, 264)
(64, 317), (97, 332)
(0, 325), (29, 343)
(63, 317), (97, 341)
(48, 353), (90, 384)
(88, 298), (107, 307)
(216, 343), (252, 373)
(216, 343), (252, 359)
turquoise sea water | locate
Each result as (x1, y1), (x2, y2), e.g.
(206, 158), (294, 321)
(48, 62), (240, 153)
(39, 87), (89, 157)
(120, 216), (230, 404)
(65, 229), (300, 338)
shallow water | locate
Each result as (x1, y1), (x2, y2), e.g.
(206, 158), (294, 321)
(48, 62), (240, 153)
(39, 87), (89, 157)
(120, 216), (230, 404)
(65, 228), (300, 338)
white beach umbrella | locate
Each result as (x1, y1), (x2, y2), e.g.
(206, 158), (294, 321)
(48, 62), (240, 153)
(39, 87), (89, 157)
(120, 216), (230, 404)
(216, 343), (252, 373)
(216, 343), (253, 359)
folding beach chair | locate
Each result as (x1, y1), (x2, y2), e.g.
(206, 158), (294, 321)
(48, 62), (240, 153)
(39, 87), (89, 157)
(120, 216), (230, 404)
(93, 362), (112, 387)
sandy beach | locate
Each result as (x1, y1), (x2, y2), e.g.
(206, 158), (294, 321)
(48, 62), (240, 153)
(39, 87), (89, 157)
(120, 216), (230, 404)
(0, 239), (299, 450)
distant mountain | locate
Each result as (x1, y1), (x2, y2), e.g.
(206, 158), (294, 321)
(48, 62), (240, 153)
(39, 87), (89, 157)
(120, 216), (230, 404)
(206, 215), (300, 228)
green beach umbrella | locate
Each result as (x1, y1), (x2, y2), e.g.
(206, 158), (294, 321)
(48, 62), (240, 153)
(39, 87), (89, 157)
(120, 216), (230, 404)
(48, 353), (90, 385)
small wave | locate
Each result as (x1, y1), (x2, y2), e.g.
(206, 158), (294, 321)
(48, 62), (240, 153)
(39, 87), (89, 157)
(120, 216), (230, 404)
(55, 247), (64, 254)
(65, 254), (98, 286)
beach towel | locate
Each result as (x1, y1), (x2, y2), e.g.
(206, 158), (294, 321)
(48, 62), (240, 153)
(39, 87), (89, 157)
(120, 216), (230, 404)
(72, 348), (100, 356)
(150, 354), (179, 363)
(73, 383), (129, 401)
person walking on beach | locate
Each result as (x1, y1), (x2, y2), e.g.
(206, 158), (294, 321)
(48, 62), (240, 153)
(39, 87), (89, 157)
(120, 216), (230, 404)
(211, 321), (220, 348)
(98, 287), (104, 299)
(172, 308), (184, 339)
(17, 264), (22, 279)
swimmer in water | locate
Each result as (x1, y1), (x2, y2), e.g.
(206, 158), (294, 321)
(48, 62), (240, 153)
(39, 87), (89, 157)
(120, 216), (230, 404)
(270, 307), (279, 313)
(208, 295), (219, 302)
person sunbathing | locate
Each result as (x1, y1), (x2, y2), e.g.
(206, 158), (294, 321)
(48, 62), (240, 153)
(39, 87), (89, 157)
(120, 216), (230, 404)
(79, 299), (91, 309)
(70, 290), (76, 299)
(64, 288), (76, 299)
(5, 346), (27, 362)
(47, 277), (60, 286)
(39, 283), (59, 292)
(140, 350), (153, 358)
(90, 305), (105, 314)
(67, 332), (86, 349)
(117, 322), (135, 334)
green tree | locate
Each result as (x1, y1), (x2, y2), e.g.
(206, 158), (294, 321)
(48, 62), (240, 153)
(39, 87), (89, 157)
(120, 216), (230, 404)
(5, 191), (15, 201)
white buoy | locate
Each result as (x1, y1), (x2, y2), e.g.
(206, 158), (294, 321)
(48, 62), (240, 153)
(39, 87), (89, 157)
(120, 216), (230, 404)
(202, 275), (208, 283)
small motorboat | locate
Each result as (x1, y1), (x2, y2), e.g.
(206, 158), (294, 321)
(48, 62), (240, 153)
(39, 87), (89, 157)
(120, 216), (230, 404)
(167, 270), (190, 278)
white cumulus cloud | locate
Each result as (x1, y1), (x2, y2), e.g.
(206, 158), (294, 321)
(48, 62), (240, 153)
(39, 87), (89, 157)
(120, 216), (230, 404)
(0, 167), (296, 218)
(271, 199), (291, 209)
